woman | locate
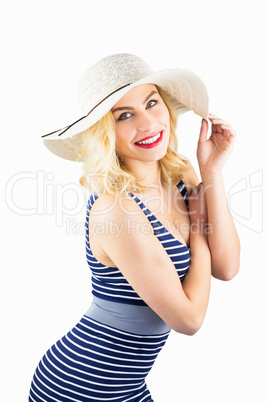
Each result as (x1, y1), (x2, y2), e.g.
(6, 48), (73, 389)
(29, 53), (240, 401)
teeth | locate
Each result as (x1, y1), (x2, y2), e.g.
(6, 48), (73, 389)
(137, 132), (161, 145)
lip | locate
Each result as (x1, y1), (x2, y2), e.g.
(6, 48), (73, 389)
(134, 131), (163, 149)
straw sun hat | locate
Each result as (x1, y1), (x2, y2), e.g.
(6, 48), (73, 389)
(42, 53), (209, 162)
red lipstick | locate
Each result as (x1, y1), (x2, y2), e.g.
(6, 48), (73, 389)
(134, 131), (163, 149)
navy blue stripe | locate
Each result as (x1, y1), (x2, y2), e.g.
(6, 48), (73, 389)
(84, 180), (190, 305)
(29, 316), (167, 401)
(28, 181), (189, 401)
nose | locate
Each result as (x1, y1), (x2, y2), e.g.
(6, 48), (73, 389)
(136, 112), (155, 133)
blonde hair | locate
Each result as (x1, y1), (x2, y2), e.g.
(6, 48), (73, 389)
(77, 86), (190, 195)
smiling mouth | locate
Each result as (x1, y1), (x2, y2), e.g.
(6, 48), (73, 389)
(134, 131), (163, 148)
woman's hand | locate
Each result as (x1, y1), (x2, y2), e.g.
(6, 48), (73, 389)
(197, 113), (237, 176)
(188, 183), (209, 242)
(188, 182), (208, 237)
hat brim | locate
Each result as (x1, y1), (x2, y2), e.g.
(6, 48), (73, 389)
(42, 68), (209, 162)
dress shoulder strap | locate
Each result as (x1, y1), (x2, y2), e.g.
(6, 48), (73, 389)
(176, 179), (189, 209)
(127, 179), (189, 226)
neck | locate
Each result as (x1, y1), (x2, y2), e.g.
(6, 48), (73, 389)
(122, 158), (167, 194)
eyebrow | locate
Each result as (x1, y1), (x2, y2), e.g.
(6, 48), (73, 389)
(111, 90), (158, 113)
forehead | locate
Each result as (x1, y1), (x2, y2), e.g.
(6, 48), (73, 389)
(113, 84), (158, 107)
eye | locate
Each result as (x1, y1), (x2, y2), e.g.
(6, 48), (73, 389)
(146, 99), (158, 108)
(117, 112), (132, 121)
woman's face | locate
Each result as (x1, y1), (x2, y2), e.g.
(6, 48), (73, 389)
(111, 84), (170, 165)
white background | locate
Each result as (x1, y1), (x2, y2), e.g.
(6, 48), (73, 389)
(1, 1), (267, 401)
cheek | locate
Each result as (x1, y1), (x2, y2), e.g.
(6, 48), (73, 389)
(159, 108), (171, 142)
(156, 105), (170, 126)
(114, 126), (133, 152)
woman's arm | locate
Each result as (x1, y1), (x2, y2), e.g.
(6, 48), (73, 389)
(183, 114), (240, 281)
(197, 114), (240, 280)
(89, 191), (211, 335)
(183, 164), (240, 281)
(201, 171), (240, 280)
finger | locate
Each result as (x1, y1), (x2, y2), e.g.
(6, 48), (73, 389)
(190, 182), (203, 198)
(208, 113), (219, 119)
(210, 120), (236, 137)
(196, 182), (204, 196)
(198, 119), (209, 143)
(208, 115), (231, 126)
(190, 184), (199, 199)
(214, 123), (237, 137)
(208, 113), (221, 122)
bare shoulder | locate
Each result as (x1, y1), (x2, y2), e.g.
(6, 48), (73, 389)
(181, 161), (200, 196)
(87, 191), (154, 267)
(89, 191), (145, 215)
(89, 191), (154, 234)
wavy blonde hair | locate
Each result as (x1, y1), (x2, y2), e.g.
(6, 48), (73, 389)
(77, 86), (190, 195)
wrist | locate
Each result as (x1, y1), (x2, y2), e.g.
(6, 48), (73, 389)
(200, 169), (223, 183)
(190, 220), (209, 239)
(189, 231), (210, 256)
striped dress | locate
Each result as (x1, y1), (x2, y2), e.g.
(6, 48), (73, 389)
(28, 180), (190, 402)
